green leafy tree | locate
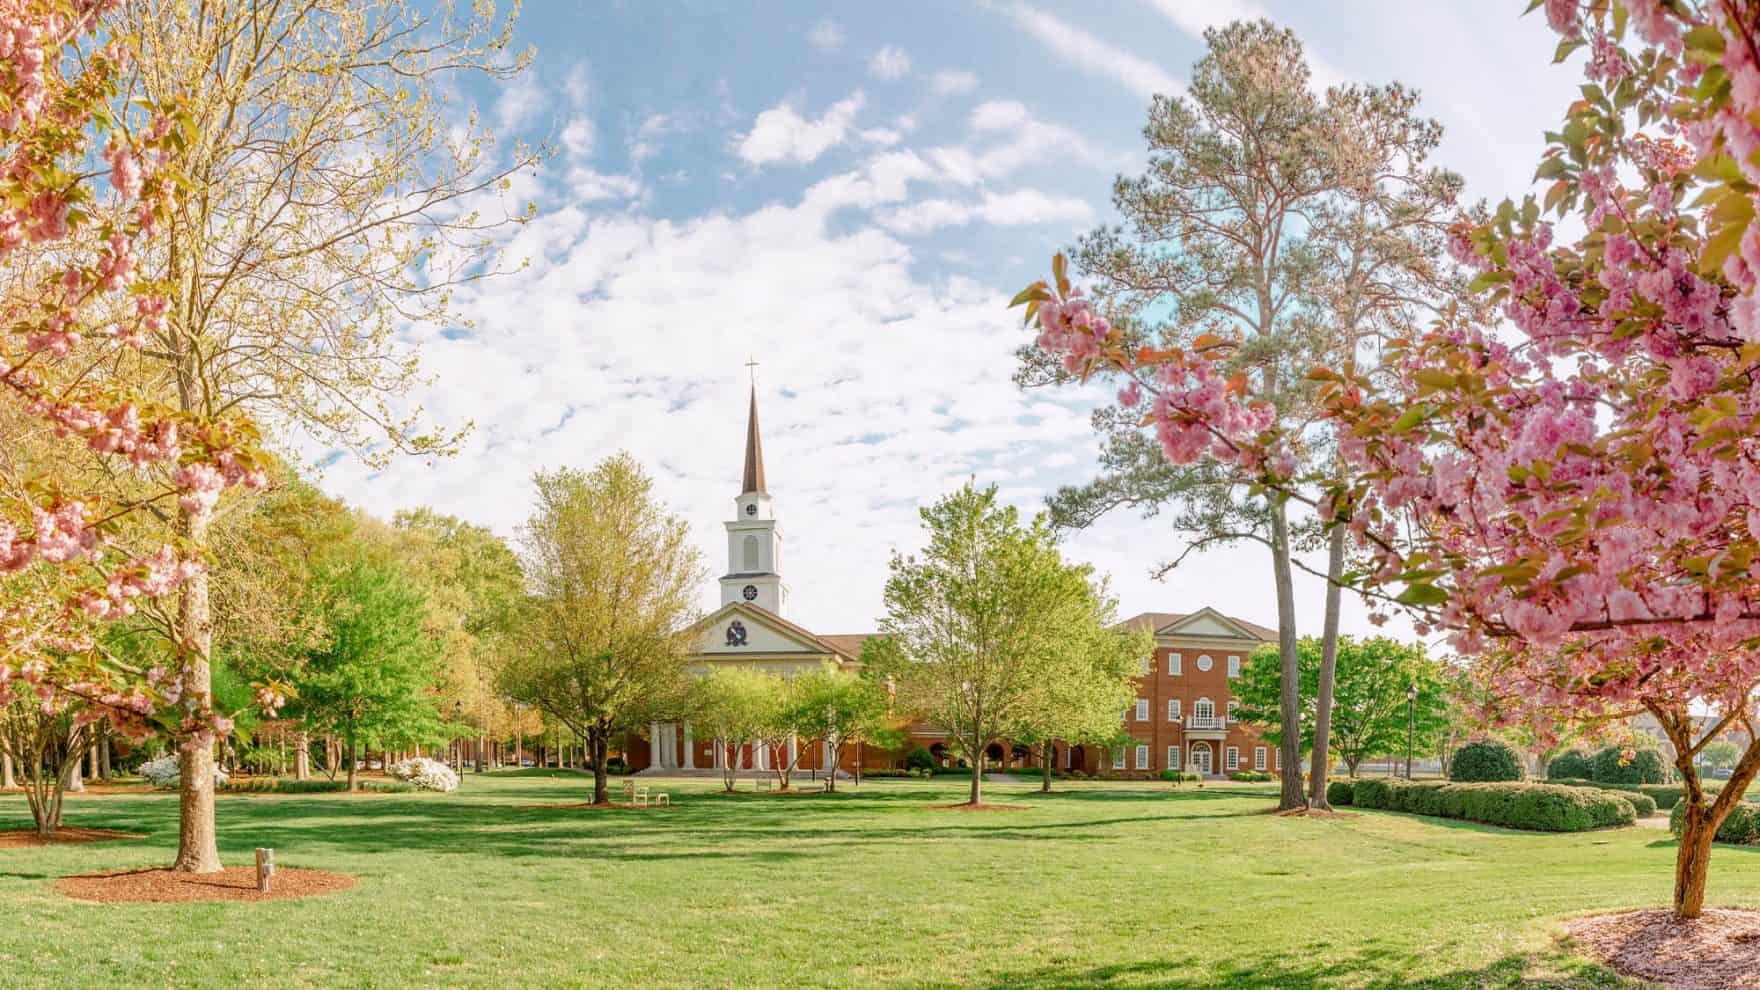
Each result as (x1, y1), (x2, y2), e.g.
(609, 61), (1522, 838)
(689, 668), (778, 793)
(864, 482), (1128, 806)
(289, 557), (445, 791)
(1234, 635), (1445, 777)
(790, 670), (902, 792)
(498, 455), (704, 805)
(1010, 608), (1148, 794)
(1701, 740), (1742, 773)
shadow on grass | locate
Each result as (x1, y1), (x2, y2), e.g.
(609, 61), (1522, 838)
(956, 948), (1637, 989)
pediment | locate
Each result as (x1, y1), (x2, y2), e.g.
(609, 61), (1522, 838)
(1157, 607), (1261, 642)
(693, 603), (835, 657)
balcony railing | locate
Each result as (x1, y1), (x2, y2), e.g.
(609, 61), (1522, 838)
(1183, 716), (1228, 731)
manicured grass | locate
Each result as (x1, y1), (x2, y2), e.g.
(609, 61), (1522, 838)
(4, 770), (1758, 987)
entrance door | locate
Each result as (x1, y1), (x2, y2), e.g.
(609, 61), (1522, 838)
(1191, 743), (1213, 776)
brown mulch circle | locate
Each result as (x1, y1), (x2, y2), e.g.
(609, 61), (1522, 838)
(55, 866), (357, 904)
(0, 827), (145, 848)
(930, 802), (1031, 811)
(516, 801), (666, 810)
(1275, 807), (1357, 819)
(1565, 908), (1760, 990)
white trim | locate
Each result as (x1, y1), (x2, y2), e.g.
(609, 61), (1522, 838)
(1227, 655), (1240, 678)
(1168, 652), (1182, 675)
(1226, 746), (1240, 771)
(1254, 746), (1266, 771)
(1134, 744), (1149, 770)
(1193, 697), (1215, 721)
(1167, 745), (1180, 771)
(1196, 654), (1214, 672)
(1112, 747), (1126, 770)
(1167, 698), (1181, 721)
(1134, 699), (1148, 722)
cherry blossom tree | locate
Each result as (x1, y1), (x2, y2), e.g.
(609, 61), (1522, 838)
(1015, 0), (1760, 920)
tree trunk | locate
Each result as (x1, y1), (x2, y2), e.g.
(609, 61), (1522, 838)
(172, 502), (223, 874)
(65, 752), (83, 793)
(1041, 744), (1053, 793)
(1308, 524), (1346, 811)
(968, 729), (983, 806)
(590, 731), (609, 805)
(1674, 799), (1717, 919)
(295, 731), (310, 781)
(1268, 500), (1305, 811)
(476, 734), (486, 773)
(99, 728), (111, 780)
(346, 726), (359, 792)
(1, 751), (13, 789)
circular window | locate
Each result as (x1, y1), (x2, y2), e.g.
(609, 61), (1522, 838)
(745, 503), (757, 516)
(1196, 655), (1213, 672)
(742, 584), (758, 601)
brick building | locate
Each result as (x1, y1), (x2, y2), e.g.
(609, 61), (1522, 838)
(628, 385), (1280, 780)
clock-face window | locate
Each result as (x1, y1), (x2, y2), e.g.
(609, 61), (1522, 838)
(745, 503), (757, 516)
(742, 584), (758, 601)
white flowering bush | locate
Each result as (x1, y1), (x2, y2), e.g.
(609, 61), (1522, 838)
(138, 754), (228, 790)
(388, 757), (458, 793)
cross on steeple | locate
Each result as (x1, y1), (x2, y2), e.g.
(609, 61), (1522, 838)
(745, 356), (758, 386)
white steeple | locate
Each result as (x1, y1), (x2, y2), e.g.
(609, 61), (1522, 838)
(719, 379), (787, 615)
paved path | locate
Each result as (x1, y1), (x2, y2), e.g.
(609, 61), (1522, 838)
(1636, 813), (1672, 830)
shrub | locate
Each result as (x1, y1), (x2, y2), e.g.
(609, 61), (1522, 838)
(857, 768), (915, 778)
(605, 756), (629, 775)
(1669, 800), (1760, 845)
(1157, 768), (1199, 782)
(929, 766), (972, 777)
(222, 778), (414, 795)
(1448, 740), (1525, 782)
(905, 746), (935, 773)
(388, 757), (459, 793)
(138, 755), (228, 791)
(1590, 744), (1671, 786)
(1546, 749), (1594, 780)
(1545, 778), (1715, 810)
(1326, 780), (1355, 806)
(1229, 771), (1271, 782)
(1351, 779), (1633, 832)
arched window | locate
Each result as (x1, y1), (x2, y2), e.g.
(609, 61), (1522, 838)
(743, 535), (760, 571)
(1193, 698), (1215, 722)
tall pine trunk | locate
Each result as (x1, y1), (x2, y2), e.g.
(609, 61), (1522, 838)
(1268, 500), (1305, 811)
(1308, 525), (1345, 809)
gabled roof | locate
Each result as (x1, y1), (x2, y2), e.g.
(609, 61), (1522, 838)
(1117, 606), (1276, 642)
(820, 634), (879, 660)
(687, 601), (861, 662)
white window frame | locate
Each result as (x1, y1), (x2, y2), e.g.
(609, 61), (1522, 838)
(1193, 697), (1214, 721)
(1135, 744), (1149, 770)
(1254, 746), (1267, 771)
(1227, 699), (1239, 723)
(1112, 747), (1126, 770)
(1276, 748), (1283, 770)
(1168, 652), (1182, 675)
(1196, 654), (1214, 672)
(1134, 699), (1148, 722)
(1139, 653), (1152, 675)
(1226, 746), (1240, 771)
(1227, 655), (1241, 678)
(1167, 745), (1180, 771)
(1167, 698), (1181, 721)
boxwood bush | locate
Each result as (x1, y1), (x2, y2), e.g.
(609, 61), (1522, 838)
(1669, 800), (1760, 845)
(1326, 779), (1355, 806)
(1546, 749), (1594, 780)
(1546, 778), (1702, 810)
(904, 746), (935, 773)
(1228, 771), (1272, 782)
(1589, 744), (1671, 785)
(1448, 740), (1525, 782)
(1351, 779), (1634, 831)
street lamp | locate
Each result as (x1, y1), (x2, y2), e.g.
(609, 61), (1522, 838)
(1406, 684), (1418, 779)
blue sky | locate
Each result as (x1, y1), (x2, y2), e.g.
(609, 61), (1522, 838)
(316, 1), (1588, 639)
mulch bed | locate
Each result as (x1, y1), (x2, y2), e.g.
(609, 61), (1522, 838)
(1565, 908), (1760, 990)
(930, 802), (1031, 811)
(516, 801), (665, 810)
(0, 827), (145, 848)
(1275, 807), (1356, 819)
(55, 866), (357, 904)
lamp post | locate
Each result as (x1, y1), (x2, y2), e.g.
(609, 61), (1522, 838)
(1406, 684), (1418, 779)
(453, 701), (464, 772)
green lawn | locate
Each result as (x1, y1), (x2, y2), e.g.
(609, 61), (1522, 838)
(2, 771), (1754, 988)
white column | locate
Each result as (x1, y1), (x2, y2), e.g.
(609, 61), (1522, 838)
(787, 733), (797, 769)
(650, 722), (661, 769)
(823, 739), (834, 771)
(683, 723), (694, 769)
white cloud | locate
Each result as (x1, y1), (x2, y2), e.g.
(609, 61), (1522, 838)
(970, 100), (1030, 131)
(859, 127), (903, 147)
(564, 167), (643, 202)
(495, 71), (546, 132)
(736, 92), (866, 167)
(561, 117), (594, 159)
(1009, 3), (1181, 101)
(868, 45), (912, 80)
(878, 188), (1093, 235)
(931, 69), (979, 95)
(563, 64), (591, 108)
(630, 112), (679, 164)
(808, 19), (844, 52)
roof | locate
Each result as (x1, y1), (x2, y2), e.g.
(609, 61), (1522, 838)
(820, 633), (879, 660)
(1116, 607), (1277, 642)
(741, 384), (766, 495)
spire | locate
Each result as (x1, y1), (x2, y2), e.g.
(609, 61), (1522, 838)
(741, 382), (767, 495)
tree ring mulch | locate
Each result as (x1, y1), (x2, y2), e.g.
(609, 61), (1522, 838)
(1564, 907), (1760, 990)
(55, 866), (357, 903)
(930, 802), (1031, 811)
(0, 827), (145, 848)
(515, 801), (666, 810)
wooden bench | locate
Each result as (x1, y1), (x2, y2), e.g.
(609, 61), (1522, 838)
(620, 780), (668, 807)
(755, 776), (773, 792)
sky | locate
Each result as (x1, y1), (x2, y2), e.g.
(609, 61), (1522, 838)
(312, 1), (1588, 641)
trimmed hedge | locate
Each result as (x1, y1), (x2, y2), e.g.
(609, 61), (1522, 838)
(222, 777), (415, 794)
(1352, 779), (1635, 832)
(1669, 800), (1760, 845)
(1590, 744), (1671, 785)
(1448, 740), (1525, 782)
(1546, 749), (1594, 780)
(1326, 779), (1355, 806)
(1229, 771), (1272, 782)
(1158, 769), (1201, 782)
(1545, 778), (1711, 810)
